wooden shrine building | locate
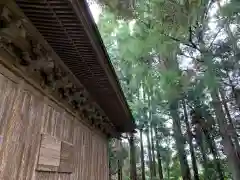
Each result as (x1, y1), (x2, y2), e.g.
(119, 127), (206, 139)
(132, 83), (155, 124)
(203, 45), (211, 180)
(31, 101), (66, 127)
(0, 0), (135, 179)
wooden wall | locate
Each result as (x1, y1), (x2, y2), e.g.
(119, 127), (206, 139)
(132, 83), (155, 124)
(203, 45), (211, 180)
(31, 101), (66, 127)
(0, 63), (109, 180)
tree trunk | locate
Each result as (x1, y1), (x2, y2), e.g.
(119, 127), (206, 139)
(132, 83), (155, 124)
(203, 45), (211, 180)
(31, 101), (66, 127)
(150, 124), (157, 177)
(211, 90), (240, 180)
(129, 133), (137, 180)
(117, 159), (123, 180)
(170, 103), (192, 180)
(182, 101), (200, 180)
(146, 127), (154, 179)
(219, 89), (240, 152)
(228, 75), (240, 111)
(195, 129), (209, 180)
(155, 128), (164, 180)
(140, 129), (146, 180)
(218, 1), (240, 110)
(203, 128), (225, 180)
(167, 166), (170, 180)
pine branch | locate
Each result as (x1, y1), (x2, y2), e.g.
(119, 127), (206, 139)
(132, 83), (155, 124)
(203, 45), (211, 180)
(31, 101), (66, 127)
(162, 33), (202, 52)
(139, 20), (202, 52)
(188, 26), (198, 49)
(208, 27), (225, 49)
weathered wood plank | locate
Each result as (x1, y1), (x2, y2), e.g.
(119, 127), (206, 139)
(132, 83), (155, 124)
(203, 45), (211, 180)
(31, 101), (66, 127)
(0, 80), (24, 180)
(58, 142), (73, 173)
(37, 134), (61, 170)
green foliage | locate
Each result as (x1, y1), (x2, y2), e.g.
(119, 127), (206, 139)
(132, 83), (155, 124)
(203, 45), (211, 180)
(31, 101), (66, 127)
(95, 0), (240, 179)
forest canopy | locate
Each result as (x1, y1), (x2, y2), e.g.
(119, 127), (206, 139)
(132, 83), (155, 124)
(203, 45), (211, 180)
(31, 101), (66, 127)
(89, 0), (240, 179)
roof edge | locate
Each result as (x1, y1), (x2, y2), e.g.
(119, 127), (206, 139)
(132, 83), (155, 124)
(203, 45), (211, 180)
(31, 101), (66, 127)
(70, 0), (135, 132)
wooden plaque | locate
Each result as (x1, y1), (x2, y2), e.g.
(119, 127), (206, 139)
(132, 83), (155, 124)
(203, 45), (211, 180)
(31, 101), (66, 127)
(36, 134), (61, 172)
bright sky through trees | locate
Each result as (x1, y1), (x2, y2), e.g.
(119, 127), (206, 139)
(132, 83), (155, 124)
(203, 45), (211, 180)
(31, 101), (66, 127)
(89, 3), (101, 23)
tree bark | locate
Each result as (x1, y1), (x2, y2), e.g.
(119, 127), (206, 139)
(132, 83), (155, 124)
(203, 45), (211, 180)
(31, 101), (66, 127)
(211, 90), (240, 180)
(203, 128), (225, 180)
(228, 75), (240, 111)
(129, 133), (137, 180)
(140, 129), (146, 180)
(146, 127), (154, 179)
(170, 103), (192, 180)
(219, 89), (240, 152)
(182, 101), (200, 180)
(155, 128), (164, 180)
(195, 129), (209, 180)
(150, 124), (157, 177)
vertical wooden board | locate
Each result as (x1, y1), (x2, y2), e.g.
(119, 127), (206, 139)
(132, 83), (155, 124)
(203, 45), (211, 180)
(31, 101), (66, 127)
(97, 140), (101, 180)
(88, 131), (93, 180)
(80, 126), (86, 179)
(95, 137), (100, 180)
(0, 76), (11, 148)
(68, 116), (74, 144)
(37, 134), (61, 171)
(101, 142), (104, 180)
(71, 121), (77, 180)
(95, 137), (101, 180)
(21, 94), (44, 180)
(77, 124), (84, 180)
(101, 139), (106, 180)
(13, 92), (33, 180)
(58, 142), (73, 173)
(77, 123), (84, 180)
(61, 113), (74, 143)
(70, 120), (110, 180)
(66, 114), (74, 144)
(70, 123), (77, 180)
(90, 137), (95, 180)
(42, 105), (55, 136)
(61, 114), (68, 142)
(84, 129), (91, 180)
(96, 138), (100, 180)
(52, 110), (61, 138)
(55, 110), (64, 141)
(105, 141), (110, 180)
(63, 114), (68, 142)
(48, 107), (57, 136)
(81, 128), (86, 180)
(30, 102), (47, 180)
(0, 85), (26, 180)
(42, 105), (51, 134)
(102, 140), (108, 180)
(100, 138), (108, 180)
(58, 173), (71, 180)
(0, 77), (18, 152)
(0, 73), (5, 94)
(99, 142), (103, 180)
(86, 130), (90, 179)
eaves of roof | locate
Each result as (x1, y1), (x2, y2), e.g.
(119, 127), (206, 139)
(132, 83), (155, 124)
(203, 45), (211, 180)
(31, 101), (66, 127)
(16, 0), (136, 133)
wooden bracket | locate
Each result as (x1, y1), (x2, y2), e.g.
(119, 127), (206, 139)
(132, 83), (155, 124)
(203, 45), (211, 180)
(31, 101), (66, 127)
(0, 2), (116, 137)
